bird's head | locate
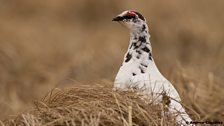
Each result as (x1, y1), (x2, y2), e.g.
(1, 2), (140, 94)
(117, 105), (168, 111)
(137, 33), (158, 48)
(112, 10), (146, 32)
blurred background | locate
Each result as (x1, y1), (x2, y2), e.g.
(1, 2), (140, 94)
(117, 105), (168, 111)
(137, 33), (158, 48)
(0, 0), (224, 119)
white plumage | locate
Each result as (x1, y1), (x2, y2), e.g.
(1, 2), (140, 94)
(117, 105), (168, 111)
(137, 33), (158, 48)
(113, 10), (193, 126)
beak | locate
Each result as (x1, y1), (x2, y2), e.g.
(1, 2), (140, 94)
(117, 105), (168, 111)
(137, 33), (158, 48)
(112, 16), (123, 21)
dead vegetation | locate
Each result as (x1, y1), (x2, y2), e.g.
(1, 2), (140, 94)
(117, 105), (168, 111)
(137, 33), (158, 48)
(2, 77), (224, 126)
(2, 84), (190, 126)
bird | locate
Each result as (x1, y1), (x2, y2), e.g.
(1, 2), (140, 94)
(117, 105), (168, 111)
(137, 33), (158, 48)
(112, 10), (193, 126)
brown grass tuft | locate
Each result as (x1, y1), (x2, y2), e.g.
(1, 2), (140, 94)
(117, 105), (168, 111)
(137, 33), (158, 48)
(3, 84), (182, 126)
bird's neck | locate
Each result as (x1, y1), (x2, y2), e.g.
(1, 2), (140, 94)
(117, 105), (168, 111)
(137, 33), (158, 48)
(124, 23), (153, 63)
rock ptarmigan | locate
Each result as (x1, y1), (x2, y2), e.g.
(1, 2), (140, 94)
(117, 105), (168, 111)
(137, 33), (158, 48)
(112, 10), (193, 126)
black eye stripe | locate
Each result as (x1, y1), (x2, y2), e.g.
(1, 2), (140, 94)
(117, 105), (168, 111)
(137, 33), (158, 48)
(118, 11), (145, 21)
(122, 15), (136, 20)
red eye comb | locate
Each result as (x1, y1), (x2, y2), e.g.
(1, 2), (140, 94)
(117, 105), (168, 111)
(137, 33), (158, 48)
(127, 12), (136, 17)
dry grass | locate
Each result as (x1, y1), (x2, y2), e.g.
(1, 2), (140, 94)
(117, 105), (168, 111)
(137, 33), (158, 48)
(2, 78), (224, 126)
(1, 84), (190, 126)
(0, 0), (224, 125)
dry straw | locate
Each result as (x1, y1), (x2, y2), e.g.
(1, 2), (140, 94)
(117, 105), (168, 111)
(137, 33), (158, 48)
(3, 84), (184, 126)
